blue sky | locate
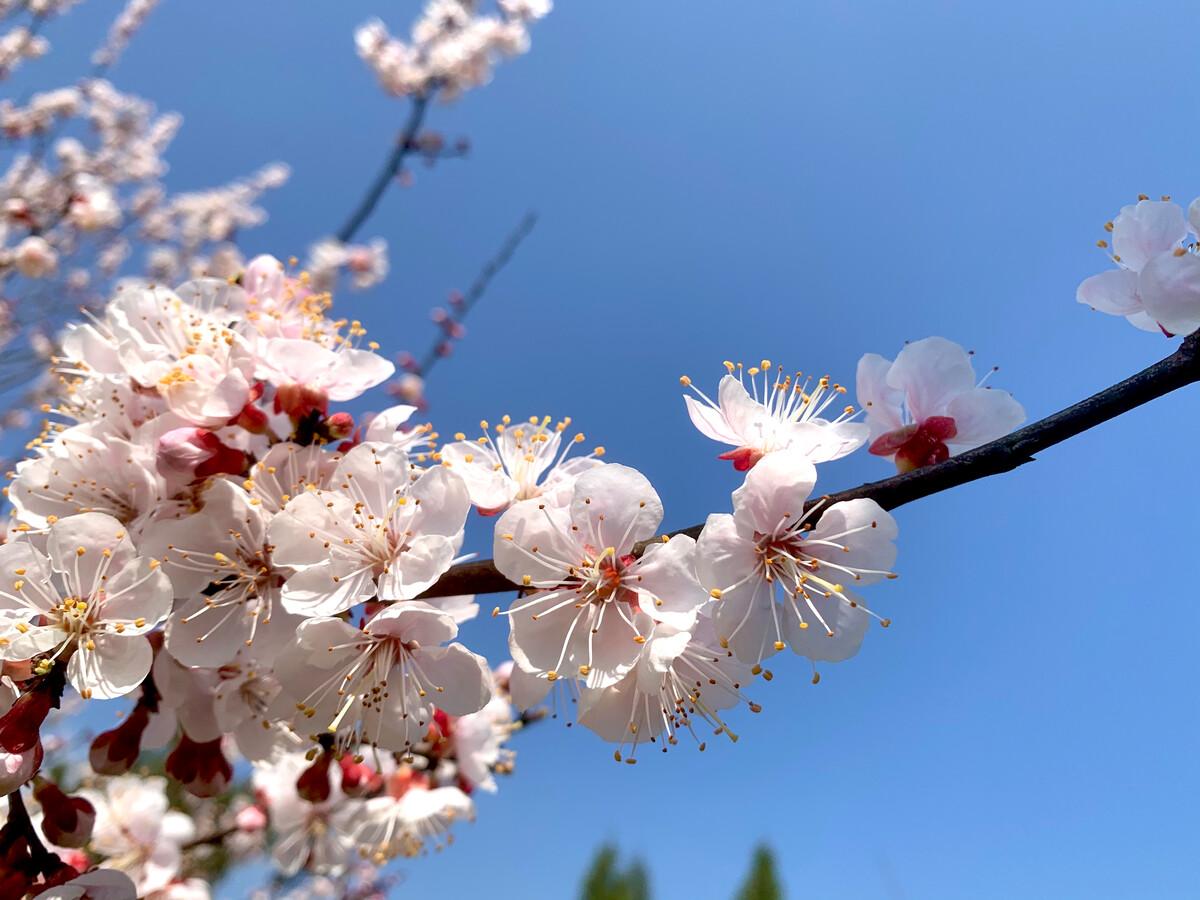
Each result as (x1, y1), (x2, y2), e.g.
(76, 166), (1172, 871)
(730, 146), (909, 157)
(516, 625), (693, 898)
(14, 1), (1200, 897)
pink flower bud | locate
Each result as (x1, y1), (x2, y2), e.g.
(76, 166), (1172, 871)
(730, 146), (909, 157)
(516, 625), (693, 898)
(325, 412), (354, 440)
(34, 780), (95, 849)
(243, 254), (285, 299)
(166, 734), (232, 798)
(89, 704), (150, 776)
(0, 740), (41, 794)
(13, 236), (57, 279)
(234, 804), (267, 833)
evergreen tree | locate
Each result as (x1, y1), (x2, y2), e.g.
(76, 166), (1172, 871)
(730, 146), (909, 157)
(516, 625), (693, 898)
(580, 844), (653, 900)
(734, 845), (784, 900)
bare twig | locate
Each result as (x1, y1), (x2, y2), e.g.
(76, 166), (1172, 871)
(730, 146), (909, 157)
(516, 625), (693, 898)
(336, 93), (434, 243)
(418, 330), (1200, 599)
(412, 210), (537, 377)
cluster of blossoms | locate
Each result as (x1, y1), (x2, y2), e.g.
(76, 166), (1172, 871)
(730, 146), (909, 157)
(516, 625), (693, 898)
(1077, 194), (1200, 336)
(0, 259), (534, 896)
(356, 0), (552, 102)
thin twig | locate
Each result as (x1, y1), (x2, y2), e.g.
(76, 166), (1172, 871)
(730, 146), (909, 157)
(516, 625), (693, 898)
(418, 330), (1200, 599)
(336, 93), (434, 243)
(415, 210), (537, 377)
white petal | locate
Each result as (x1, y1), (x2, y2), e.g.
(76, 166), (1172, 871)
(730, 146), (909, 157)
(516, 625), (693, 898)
(1139, 251), (1200, 336)
(694, 513), (757, 598)
(716, 375), (763, 440)
(280, 561), (376, 616)
(855, 352), (904, 436)
(683, 394), (740, 445)
(731, 450), (817, 538)
(885, 336), (976, 422)
(47, 512), (136, 589)
(377, 533), (456, 601)
(1111, 200), (1189, 272)
(805, 499), (898, 586)
(493, 499), (577, 587)
(409, 466), (471, 537)
(413, 643), (492, 716)
(365, 404), (418, 441)
(1076, 268), (1143, 317)
(67, 633), (152, 699)
(633, 535), (706, 629)
(569, 464), (663, 552)
(781, 592), (870, 662)
(945, 388), (1026, 452)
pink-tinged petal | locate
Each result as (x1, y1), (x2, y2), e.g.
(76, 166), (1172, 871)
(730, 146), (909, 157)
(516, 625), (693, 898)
(1076, 268), (1143, 317)
(805, 499), (898, 587)
(165, 595), (252, 668)
(869, 425), (917, 457)
(885, 336), (975, 422)
(569, 465), (663, 552)
(710, 578), (777, 665)
(781, 591), (870, 662)
(635, 626), (691, 694)
(440, 440), (515, 511)
(1111, 199), (1189, 272)
(855, 352), (904, 436)
(493, 500), (577, 587)
(633, 535), (706, 630)
(1139, 251), (1200, 337)
(67, 633), (152, 700)
(716, 375), (763, 440)
(1189, 197), (1200, 236)
(506, 589), (584, 676)
(731, 450), (817, 538)
(578, 673), (666, 744)
(683, 395), (740, 445)
(945, 388), (1026, 452)
(325, 347), (395, 401)
(413, 643), (492, 716)
(1124, 310), (1164, 333)
(33, 869), (138, 900)
(139, 513), (232, 597)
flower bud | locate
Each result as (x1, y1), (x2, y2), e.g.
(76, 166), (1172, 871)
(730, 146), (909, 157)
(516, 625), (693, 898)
(13, 236), (57, 279)
(0, 688), (54, 754)
(295, 751), (333, 803)
(33, 780), (95, 849)
(325, 412), (355, 440)
(89, 704), (149, 776)
(243, 254), (285, 299)
(338, 755), (382, 798)
(166, 734), (232, 798)
(0, 740), (41, 794)
(234, 804), (267, 833)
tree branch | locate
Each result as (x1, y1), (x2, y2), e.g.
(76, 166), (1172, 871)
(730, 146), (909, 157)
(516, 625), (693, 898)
(413, 210), (537, 377)
(418, 330), (1200, 599)
(335, 93), (434, 243)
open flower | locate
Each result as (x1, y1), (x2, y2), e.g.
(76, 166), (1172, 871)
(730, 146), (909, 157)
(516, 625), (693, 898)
(681, 361), (868, 470)
(0, 513), (172, 699)
(494, 464), (707, 690)
(696, 451), (898, 667)
(142, 478), (301, 668)
(856, 337), (1025, 472)
(354, 785), (473, 861)
(1077, 196), (1200, 336)
(79, 776), (195, 895)
(259, 337), (394, 420)
(273, 602), (492, 756)
(268, 442), (471, 616)
(578, 617), (755, 763)
(439, 415), (604, 514)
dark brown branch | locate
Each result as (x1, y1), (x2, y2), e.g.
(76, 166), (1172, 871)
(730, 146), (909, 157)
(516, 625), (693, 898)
(419, 330), (1200, 599)
(335, 93), (434, 243)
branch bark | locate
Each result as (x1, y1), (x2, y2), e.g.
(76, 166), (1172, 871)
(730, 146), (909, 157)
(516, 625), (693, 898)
(335, 93), (434, 243)
(418, 330), (1200, 599)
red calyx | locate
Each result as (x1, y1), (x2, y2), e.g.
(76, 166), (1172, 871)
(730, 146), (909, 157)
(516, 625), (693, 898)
(0, 689), (54, 754)
(296, 751), (334, 803)
(717, 446), (764, 471)
(33, 780), (95, 849)
(870, 416), (958, 473)
(275, 382), (329, 421)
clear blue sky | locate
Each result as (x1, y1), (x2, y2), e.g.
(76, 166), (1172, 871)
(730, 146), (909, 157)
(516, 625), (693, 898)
(17, 2), (1200, 897)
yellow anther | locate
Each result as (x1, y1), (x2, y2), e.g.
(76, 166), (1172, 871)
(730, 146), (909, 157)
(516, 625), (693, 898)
(709, 588), (723, 599)
(679, 375), (692, 386)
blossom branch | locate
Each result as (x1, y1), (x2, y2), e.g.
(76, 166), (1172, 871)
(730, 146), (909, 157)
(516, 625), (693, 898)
(419, 329), (1200, 599)
(335, 92), (435, 243)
